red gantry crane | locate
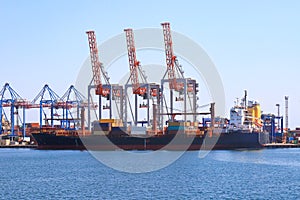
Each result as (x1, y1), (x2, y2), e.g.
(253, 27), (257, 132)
(86, 31), (110, 96)
(160, 22), (198, 124)
(161, 22), (184, 92)
(124, 28), (160, 128)
(124, 28), (147, 96)
(86, 31), (123, 129)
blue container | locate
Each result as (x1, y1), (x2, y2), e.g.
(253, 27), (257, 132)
(167, 126), (185, 131)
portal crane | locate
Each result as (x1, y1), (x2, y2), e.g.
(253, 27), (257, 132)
(161, 22), (184, 92)
(86, 31), (124, 130)
(86, 31), (110, 96)
(124, 28), (147, 96)
(160, 22), (198, 125)
(124, 28), (160, 128)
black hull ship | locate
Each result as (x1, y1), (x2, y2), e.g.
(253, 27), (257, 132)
(31, 127), (269, 151)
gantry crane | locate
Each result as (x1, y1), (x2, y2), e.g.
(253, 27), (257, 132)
(86, 31), (110, 96)
(0, 83), (31, 138)
(160, 22), (198, 125)
(124, 29), (148, 96)
(161, 22), (185, 92)
(86, 31), (124, 130)
(32, 84), (66, 129)
(124, 28), (160, 129)
(61, 85), (89, 130)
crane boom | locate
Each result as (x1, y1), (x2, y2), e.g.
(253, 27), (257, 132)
(86, 31), (110, 96)
(124, 28), (146, 95)
(161, 22), (183, 91)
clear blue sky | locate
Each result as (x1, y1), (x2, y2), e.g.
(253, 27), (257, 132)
(1, 1), (300, 128)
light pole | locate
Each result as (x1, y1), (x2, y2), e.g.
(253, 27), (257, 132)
(276, 103), (280, 130)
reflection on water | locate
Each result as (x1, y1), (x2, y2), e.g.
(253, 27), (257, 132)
(210, 149), (300, 167)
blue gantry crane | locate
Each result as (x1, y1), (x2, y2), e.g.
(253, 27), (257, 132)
(61, 85), (88, 130)
(0, 83), (30, 138)
(262, 114), (284, 143)
(31, 84), (64, 129)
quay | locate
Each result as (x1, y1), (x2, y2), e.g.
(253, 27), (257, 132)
(263, 143), (300, 149)
(0, 144), (37, 149)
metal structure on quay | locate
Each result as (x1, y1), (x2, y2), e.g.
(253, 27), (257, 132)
(85, 22), (202, 134)
(0, 83), (92, 141)
(123, 28), (160, 130)
(86, 30), (124, 130)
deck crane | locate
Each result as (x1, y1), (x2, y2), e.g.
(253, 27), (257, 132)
(160, 22), (198, 124)
(124, 28), (160, 128)
(86, 31), (123, 130)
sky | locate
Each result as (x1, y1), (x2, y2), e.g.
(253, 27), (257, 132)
(0, 1), (300, 128)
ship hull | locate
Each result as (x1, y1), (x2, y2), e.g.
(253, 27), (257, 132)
(32, 130), (268, 151)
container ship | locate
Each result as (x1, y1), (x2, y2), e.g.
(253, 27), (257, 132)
(31, 96), (270, 151)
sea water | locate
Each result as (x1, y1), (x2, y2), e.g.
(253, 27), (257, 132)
(0, 148), (299, 199)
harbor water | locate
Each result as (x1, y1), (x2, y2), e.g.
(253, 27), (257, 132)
(0, 148), (299, 199)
